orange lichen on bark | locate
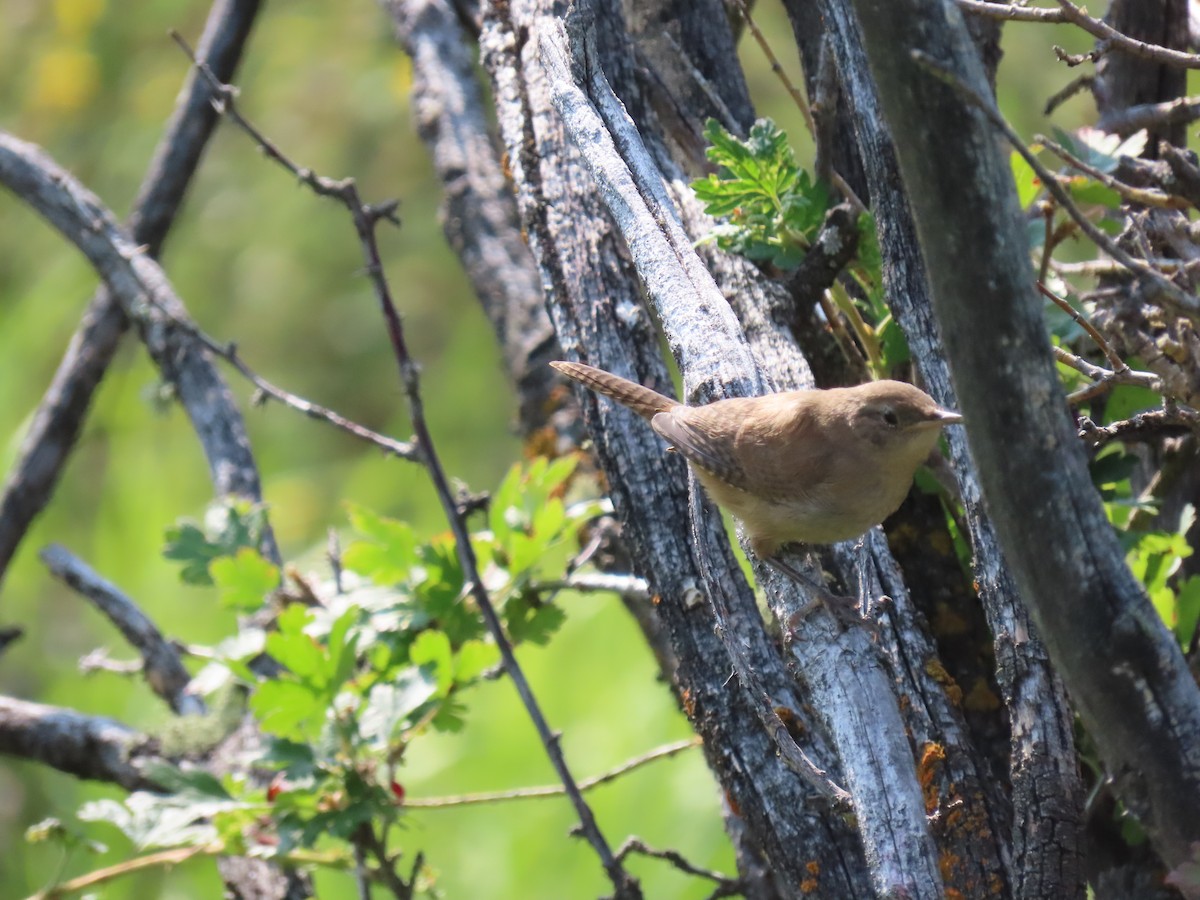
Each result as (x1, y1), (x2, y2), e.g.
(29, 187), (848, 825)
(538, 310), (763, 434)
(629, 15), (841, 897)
(924, 657), (964, 706)
(917, 741), (946, 816)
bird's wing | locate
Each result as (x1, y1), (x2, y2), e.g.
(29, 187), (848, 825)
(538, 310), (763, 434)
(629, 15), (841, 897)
(651, 408), (751, 492)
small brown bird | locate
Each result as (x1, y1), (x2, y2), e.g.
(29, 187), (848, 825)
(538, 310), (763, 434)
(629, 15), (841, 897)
(552, 359), (961, 571)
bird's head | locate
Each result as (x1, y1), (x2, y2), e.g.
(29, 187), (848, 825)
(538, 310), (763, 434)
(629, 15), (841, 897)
(845, 380), (962, 465)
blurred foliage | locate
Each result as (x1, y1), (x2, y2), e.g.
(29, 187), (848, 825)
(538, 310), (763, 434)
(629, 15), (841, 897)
(51, 461), (602, 895)
(0, 1), (1121, 898)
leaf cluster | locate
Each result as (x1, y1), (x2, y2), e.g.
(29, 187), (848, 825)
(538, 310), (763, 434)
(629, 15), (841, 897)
(60, 456), (604, 887)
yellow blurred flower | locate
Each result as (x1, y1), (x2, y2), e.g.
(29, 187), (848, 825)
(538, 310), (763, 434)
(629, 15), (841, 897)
(30, 44), (100, 113)
(54, 0), (106, 39)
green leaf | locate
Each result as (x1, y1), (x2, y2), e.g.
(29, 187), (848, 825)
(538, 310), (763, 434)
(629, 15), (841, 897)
(25, 817), (107, 854)
(163, 500), (270, 586)
(141, 761), (232, 799)
(80, 789), (244, 851)
(1066, 176), (1120, 209)
(343, 503), (418, 584)
(325, 606), (361, 695)
(504, 594), (566, 646)
(358, 671), (439, 749)
(691, 117), (831, 271)
(260, 738), (318, 779)
(454, 639), (500, 684)
(431, 695), (468, 733)
(1011, 149), (1041, 209)
(1176, 576), (1200, 648)
(539, 454), (578, 496)
(413, 541), (480, 644)
(251, 680), (325, 739)
(410, 629), (454, 695)
(532, 497), (566, 544)
(162, 522), (220, 585)
(210, 548), (280, 611)
(1103, 384), (1160, 424)
(266, 628), (327, 688)
(489, 463), (524, 542)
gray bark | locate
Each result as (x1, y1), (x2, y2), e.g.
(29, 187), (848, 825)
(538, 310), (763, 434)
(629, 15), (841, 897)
(847, 0), (1200, 873)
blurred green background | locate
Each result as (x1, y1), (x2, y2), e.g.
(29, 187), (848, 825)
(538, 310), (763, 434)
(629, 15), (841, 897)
(0, 1), (1097, 898)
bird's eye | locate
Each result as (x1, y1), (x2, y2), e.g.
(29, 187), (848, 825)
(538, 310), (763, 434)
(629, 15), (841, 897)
(881, 408), (899, 427)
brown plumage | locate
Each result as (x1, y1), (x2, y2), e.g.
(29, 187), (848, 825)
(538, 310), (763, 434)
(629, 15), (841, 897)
(552, 360), (962, 561)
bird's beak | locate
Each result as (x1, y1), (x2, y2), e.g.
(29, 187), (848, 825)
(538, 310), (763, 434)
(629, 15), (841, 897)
(933, 408), (963, 425)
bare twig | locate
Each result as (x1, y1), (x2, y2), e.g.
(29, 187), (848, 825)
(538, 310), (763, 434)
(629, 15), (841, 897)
(202, 340), (419, 461)
(614, 837), (740, 895)
(79, 648), (148, 678)
(1053, 0), (1200, 69)
(406, 737), (700, 807)
(729, 0), (864, 210)
(1098, 95), (1200, 137)
(913, 51), (1200, 320)
(1036, 133), (1189, 210)
(169, 31), (401, 227)
(1054, 43), (1104, 67)
(169, 31), (639, 899)
(39, 545), (203, 716)
(954, 1), (1200, 67)
(1078, 407), (1200, 446)
(730, 0), (814, 136)
(28, 842), (223, 900)
(1055, 347), (1163, 404)
(1044, 74), (1094, 115)
(1038, 282), (1127, 370)
(954, 0), (1066, 23)
(351, 825), (411, 899)
(532, 571), (650, 600)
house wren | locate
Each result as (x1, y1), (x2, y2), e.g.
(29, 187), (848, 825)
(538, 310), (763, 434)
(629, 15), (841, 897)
(552, 360), (962, 566)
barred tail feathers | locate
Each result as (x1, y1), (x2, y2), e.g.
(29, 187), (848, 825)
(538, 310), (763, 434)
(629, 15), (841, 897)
(550, 360), (679, 420)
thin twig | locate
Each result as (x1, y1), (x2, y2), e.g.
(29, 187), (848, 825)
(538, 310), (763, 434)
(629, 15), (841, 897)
(614, 837), (740, 895)
(1078, 408), (1200, 446)
(1098, 96), (1200, 136)
(1036, 133), (1189, 210)
(1053, 0), (1200, 69)
(532, 571), (650, 600)
(729, 0), (863, 210)
(913, 51), (1200, 320)
(1037, 282), (1126, 371)
(1054, 347), (1162, 404)
(1044, 74), (1094, 115)
(78, 649), (143, 677)
(954, 0), (1066, 23)
(406, 738), (701, 808)
(169, 31), (401, 226)
(353, 825), (411, 899)
(1054, 43), (1104, 67)
(1051, 258), (1184, 277)
(28, 843), (222, 900)
(730, 0), (814, 136)
(169, 31), (638, 899)
(206, 340), (419, 461)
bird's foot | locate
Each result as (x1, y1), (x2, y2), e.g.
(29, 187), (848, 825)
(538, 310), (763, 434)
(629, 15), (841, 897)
(764, 556), (877, 633)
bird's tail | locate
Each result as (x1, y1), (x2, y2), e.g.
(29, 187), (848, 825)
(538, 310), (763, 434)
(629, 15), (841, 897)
(551, 360), (679, 420)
